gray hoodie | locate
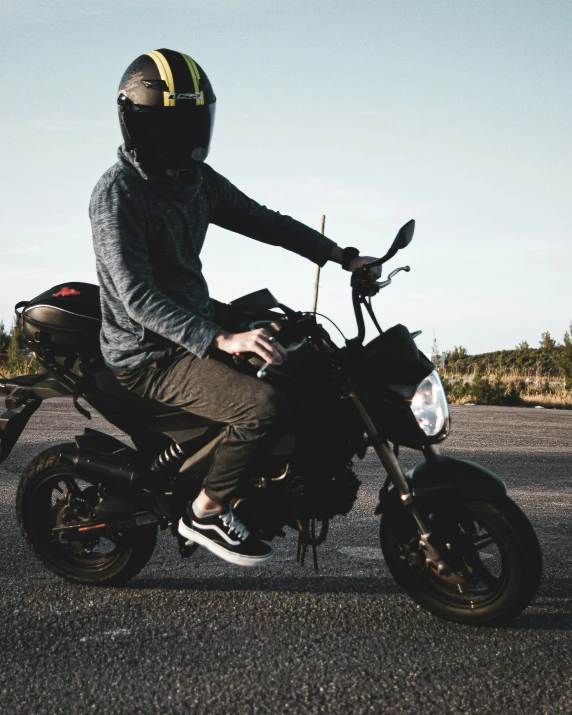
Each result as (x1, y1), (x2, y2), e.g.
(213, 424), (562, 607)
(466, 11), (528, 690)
(89, 146), (336, 369)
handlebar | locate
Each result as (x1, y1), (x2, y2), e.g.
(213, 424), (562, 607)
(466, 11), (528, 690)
(256, 246), (414, 375)
(350, 263), (412, 344)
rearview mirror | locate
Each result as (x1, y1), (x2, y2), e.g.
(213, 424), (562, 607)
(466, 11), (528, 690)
(361, 219), (416, 271)
(392, 219), (415, 251)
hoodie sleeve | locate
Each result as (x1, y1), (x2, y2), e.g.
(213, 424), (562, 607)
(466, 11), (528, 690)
(90, 177), (221, 358)
(201, 165), (337, 267)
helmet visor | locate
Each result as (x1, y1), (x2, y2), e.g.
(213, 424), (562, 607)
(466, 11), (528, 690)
(127, 102), (216, 168)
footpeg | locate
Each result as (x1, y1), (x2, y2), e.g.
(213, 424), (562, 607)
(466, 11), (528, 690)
(177, 534), (199, 558)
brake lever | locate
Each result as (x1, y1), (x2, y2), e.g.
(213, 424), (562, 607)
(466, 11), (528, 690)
(375, 265), (410, 289)
(388, 265), (411, 279)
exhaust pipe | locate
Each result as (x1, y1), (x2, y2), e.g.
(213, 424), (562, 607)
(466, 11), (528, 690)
(60, 448), (145, 490)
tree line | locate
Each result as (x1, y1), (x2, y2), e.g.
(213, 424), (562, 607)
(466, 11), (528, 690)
(436, 326), (572, 389)
(3, 313), (572, 393)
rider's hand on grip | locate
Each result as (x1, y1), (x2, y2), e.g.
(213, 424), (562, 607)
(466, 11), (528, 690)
(348, 255), (382, 280)
(212, 328), (287, 366)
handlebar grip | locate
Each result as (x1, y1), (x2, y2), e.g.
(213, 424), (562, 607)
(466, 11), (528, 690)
(257, 363), (271, 379)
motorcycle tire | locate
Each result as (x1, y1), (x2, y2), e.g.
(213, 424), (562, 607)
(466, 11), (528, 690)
(380, 496), (542, 626)
(17, 444), (157, 586)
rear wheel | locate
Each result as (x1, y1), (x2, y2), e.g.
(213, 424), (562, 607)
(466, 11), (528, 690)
(381, 496), (542, 625)
(17, 445), (157, 585)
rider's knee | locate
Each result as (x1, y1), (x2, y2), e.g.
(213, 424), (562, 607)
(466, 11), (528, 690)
(253, 383), (290, 429)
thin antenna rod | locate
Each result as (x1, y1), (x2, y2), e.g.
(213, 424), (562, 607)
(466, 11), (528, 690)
(311, 214), (326, 313)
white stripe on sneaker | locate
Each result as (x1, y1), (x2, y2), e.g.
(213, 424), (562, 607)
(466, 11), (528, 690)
(178, 519), (273, 567)
(191, 519), (242, 546)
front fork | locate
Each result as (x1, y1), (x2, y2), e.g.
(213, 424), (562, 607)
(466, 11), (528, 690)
(349, 392), (451, 575)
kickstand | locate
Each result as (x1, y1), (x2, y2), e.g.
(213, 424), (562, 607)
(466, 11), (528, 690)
(296, 518), (319, 572)
(297, 529), (308, 566)
(310, 518), (319, 572)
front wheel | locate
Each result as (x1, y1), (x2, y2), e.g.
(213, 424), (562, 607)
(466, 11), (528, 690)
(381, 496), (542, 625)
(17, 445), (157, 586)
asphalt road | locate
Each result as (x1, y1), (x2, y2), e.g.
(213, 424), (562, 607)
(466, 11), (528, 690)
(1, 401), (571, 714)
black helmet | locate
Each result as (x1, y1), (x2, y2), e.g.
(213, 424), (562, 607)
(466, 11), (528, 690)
(117, 48), (216, 169)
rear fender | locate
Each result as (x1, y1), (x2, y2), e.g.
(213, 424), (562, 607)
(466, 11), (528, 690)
(0, 397), (42, 464)
(0, 373), (70, 464)
(376, 454), (507, 515)
(1, 373), (70, 403)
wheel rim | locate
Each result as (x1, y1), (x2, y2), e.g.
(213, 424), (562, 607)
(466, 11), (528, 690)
(388, 502), (512, 610)
(26, 469), (131, 575)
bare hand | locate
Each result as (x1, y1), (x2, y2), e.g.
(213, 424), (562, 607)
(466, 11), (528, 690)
(347, 255), (382, 280)
(212, 329), (288, 365)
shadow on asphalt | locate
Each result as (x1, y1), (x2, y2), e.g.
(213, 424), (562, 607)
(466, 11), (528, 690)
(124, 576), (572, 629)
(128, 575), (402, 595)
(507, 580), (572, 631)
(510, 613), (572, 630)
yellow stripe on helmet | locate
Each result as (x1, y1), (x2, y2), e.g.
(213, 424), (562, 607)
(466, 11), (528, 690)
(182, 54), (204, 105)
(146, 50), (176, 106)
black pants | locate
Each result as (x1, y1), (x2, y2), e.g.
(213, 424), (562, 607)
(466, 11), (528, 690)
(112, 305), (288, 506)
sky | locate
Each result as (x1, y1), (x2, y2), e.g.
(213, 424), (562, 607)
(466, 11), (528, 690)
(1, 0), (570, 358)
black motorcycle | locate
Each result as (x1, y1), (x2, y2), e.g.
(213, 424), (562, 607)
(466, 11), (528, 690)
(0, 220), (542, 625)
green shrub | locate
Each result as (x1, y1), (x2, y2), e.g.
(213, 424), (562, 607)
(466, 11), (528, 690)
(558, 324), (572, 390)
(2, 316), (42, 377)
(0, 321), (9, 354)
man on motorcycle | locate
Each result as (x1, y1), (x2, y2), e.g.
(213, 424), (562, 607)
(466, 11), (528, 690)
(90, 48), (378, 567)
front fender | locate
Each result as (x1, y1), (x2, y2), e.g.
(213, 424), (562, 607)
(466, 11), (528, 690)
(409, 455), (507, 503)
(377, 454), (507, 515)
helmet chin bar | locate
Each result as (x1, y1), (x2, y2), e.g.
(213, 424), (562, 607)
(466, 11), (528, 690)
(135, 145), (207, 172)
(150, 138), (211, 169)
(160, 148), (208, 170)
(139, 134), (211, 169)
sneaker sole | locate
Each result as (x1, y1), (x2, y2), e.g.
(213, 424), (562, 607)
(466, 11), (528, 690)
(178, 519), (274, 567)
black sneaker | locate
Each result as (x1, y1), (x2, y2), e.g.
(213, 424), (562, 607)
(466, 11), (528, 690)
(178, 505), (273, 567)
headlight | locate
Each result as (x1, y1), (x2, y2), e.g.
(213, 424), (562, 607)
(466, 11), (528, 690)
(410, 370), (450, 442)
